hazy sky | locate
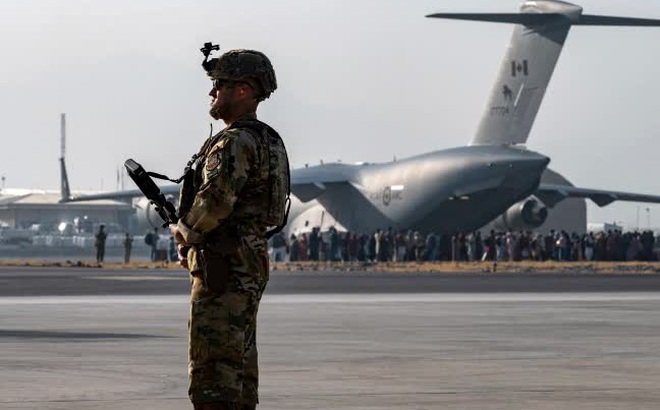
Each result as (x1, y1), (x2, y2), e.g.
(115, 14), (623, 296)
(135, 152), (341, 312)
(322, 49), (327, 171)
(2, 0), (660, 229)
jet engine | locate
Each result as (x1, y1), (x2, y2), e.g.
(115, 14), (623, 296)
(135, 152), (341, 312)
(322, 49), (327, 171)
(133, 196), (179, 231)
(492, 196), (548, 231)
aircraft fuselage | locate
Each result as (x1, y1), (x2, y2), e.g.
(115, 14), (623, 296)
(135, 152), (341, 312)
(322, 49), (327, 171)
(288, 145), (550, 235)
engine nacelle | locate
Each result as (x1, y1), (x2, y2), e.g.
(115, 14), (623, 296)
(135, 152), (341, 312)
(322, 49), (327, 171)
(493, 196), (548, 231)
(133, 196), (179, 232)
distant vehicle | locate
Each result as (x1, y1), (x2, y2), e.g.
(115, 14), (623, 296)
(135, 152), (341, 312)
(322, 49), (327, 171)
(67, 0), (660, 235)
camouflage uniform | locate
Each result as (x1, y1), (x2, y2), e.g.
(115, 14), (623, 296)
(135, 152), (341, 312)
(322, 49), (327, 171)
(177, 112), (288, 409)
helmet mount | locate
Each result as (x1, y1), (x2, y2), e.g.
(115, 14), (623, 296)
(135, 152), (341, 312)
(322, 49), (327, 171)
(200, 41), (277, 101)
(200, 42), (220, 71)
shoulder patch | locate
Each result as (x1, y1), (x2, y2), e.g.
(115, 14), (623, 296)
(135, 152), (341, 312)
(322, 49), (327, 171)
(205, 148), (221, 171)
(205, 139), (229, 171)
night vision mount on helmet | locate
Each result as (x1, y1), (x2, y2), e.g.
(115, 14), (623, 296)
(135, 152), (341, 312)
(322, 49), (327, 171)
(201, 42), (277, 102)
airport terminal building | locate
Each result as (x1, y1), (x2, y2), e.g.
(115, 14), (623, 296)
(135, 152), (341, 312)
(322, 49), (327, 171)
(0, 191), (133, 232)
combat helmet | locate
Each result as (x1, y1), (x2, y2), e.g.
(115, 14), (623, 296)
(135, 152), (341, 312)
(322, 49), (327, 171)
(201, 43), (277, 102)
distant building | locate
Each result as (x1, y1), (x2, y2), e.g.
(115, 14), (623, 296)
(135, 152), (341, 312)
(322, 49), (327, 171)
(0, 191), (133, 233)
(587, 222), (624, 233)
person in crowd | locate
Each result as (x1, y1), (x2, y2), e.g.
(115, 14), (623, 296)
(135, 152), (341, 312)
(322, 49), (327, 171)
(583, 232), (595, 261)
(373, 229), (383, 261)
(123, 232), (133, 263)
(270, 231), (288, 262)
(368, 233), (376, 262)
(329, 227), (340, 261)
(299, 233), (308, 261)
(308, 227), (320, 261)
(144, 227), (159, 262)
(289, 234), (300, 262)
(347, 232), (359, 262)
(426, 232), (440, 261)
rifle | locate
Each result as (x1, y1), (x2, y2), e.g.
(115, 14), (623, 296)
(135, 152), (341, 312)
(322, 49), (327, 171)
(124, 159), (178, 227)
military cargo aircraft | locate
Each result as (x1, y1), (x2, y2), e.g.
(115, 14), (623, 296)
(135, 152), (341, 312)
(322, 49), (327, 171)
(67, 0), (660, 235)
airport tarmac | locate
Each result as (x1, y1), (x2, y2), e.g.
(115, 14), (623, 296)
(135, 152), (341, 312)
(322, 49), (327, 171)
(2, 268), (660, 409)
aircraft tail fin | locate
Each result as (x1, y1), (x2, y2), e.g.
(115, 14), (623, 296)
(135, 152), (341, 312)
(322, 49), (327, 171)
(427, 1), (660, 146)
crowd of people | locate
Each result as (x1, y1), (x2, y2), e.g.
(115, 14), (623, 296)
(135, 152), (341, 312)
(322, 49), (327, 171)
(270, 227), (659, 263)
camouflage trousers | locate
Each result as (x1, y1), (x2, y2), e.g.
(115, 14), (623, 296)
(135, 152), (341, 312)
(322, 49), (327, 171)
(188, 258), (268, 408)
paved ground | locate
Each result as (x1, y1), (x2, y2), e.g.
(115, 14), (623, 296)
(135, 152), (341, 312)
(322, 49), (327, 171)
(0, 246), (153, 263)
(4, 266), (660, 296)
(2, 268), (660, 409)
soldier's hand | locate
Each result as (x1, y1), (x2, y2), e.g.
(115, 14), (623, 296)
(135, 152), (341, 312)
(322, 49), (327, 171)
(169, 224), (188, 245)
(177, 244), (190, 269)
(170, 224), (191, 269)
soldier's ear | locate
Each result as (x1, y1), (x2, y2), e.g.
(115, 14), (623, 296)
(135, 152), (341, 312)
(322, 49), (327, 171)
(238, 82), (257, 100)
(236, 82), (249, 96)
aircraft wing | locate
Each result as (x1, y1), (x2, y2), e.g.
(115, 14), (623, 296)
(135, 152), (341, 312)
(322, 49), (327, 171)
(290, 163), (357, 203)
(67, 179), (335, 204)
(65, 184), (181, 202)
(66, 163), (356, 204)
(535, 184), (660, 208)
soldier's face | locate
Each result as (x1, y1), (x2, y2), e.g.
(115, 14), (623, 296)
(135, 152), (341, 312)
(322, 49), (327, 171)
(208, 80), (235, 120)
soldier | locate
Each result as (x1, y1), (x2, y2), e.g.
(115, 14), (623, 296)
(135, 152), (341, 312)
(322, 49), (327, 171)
(94, 224), (107, 263)
(170, 45), (289, 410)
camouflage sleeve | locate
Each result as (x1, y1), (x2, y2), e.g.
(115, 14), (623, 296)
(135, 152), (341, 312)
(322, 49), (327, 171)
(178, 129), (257, 243)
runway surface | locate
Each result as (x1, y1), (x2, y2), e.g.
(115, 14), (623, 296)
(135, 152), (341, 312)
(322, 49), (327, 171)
(4, 266), (660, 296)
(3, 267), (660, 409)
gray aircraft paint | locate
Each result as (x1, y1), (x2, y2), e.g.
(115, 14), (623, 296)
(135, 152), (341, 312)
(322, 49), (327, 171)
(67, 0), (660, 236)
(289, 146), (549, 234)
